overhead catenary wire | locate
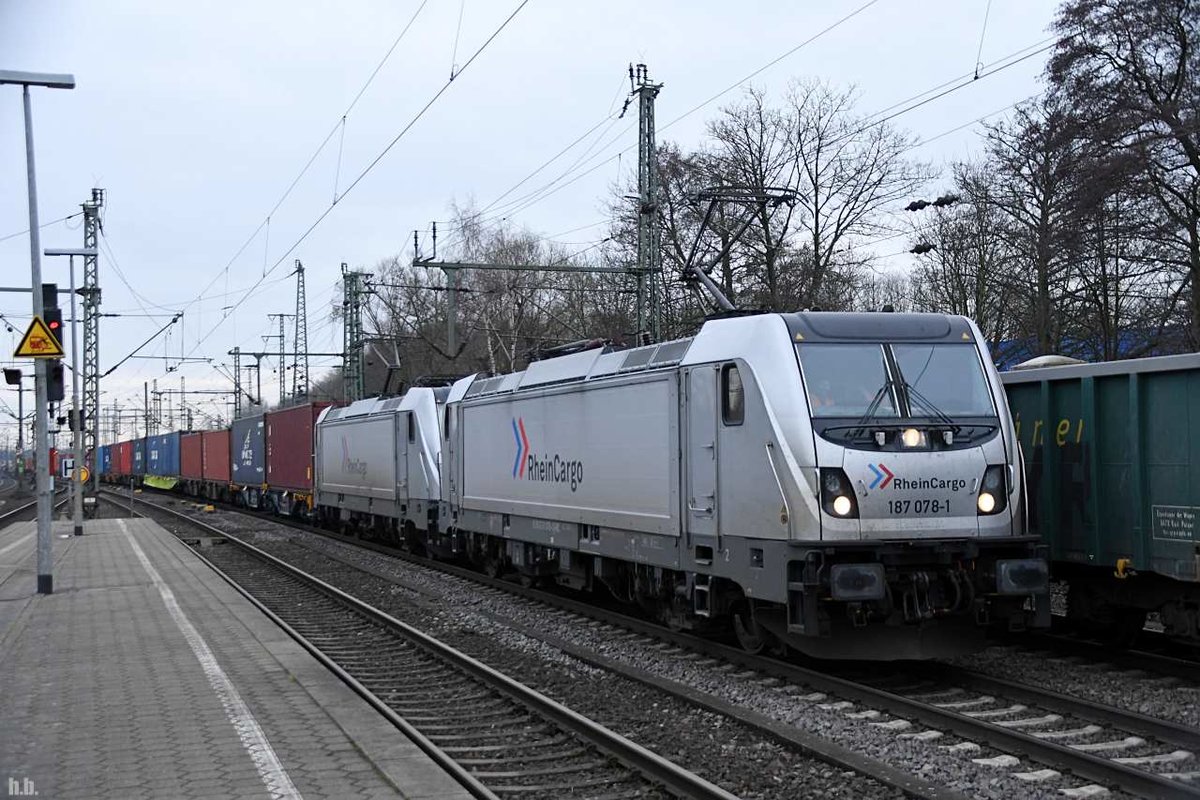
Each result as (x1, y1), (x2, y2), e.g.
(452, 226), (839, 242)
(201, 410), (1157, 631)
(0, 211), (85, 244)
(439, 35), (1063, 255)
(140, 0), (433, 364)
(177, 0), (531, 369)
(434, 6), (887, 254)
(974, 0), (994, 79)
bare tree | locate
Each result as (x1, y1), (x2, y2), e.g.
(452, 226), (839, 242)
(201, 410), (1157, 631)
(983, 97), (1091, 355)
(1050, 0), (1200, 346)
(908, 163), (1021, 345)
(786, 79), (934, 308)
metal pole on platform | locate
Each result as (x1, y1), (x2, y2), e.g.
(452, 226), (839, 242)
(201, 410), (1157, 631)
(45, 248), (94, 537)
(16, 380), (24, 492)
(3, 70), (76, 593)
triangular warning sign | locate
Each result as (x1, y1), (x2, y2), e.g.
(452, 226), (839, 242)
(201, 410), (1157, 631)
(14, 316), (65, 358)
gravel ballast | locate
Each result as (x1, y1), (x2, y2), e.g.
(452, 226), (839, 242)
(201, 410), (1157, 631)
(151, 501), (1159, 799)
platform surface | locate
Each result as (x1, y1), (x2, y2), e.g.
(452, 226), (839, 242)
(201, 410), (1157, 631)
(0, 515), (473, 800)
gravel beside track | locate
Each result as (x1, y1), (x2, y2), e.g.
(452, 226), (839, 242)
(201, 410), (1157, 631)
(953, 645), (1200, 729)
(125, 494), (1200, 799)
(125, 496), (909, 800)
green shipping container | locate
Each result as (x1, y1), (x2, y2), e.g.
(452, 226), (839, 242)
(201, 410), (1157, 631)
(1001, 353), (1200, 586)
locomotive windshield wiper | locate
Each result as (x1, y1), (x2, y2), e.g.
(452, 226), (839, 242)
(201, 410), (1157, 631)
(850, 378), (896, 437)
(902, 381), (956, 427)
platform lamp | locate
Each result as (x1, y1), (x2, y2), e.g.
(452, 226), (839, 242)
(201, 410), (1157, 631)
(4, 368), (26, 492)
(2, 69), (76, 593)
(44, 247), (95, 537)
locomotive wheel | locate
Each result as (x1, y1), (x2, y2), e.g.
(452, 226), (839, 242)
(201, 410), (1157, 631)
(483, 556), (503, 579)
(733, 600), (768, 654)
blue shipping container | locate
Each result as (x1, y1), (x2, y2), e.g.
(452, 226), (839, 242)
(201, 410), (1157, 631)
(97, 445), (111, 476)
(231, 415), (265, 485)
(132, 438), (146, 475)
(146, 432), (181, 477)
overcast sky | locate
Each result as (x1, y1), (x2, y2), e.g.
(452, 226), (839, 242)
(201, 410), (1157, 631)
(0, 0), (1057, 434)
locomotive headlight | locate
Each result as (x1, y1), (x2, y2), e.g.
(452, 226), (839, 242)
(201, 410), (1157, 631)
(820, 468), (859, 519)
(976, 465), (1008, 515)
(901, 428), (923, 448)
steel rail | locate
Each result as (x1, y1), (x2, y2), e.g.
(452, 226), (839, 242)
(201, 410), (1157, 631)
(0, 490), (70, 527)
(113, 489), (1200, 798)
(1015, 629), (1199, 682)
(116, 495), (738, 800)
(393, 555), (1200, 799)
(112, 489), (964, 800)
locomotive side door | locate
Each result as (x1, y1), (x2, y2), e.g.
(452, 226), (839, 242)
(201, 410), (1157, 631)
(684, 365), (719, 542)
(396, 412), (410, 499)
(445, 403), (460, 507)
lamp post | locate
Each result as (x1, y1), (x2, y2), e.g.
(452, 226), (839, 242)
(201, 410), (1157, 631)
(45, 247), (96, 537)
(3, 369), (26, 492)
(2, 69), (77, 593)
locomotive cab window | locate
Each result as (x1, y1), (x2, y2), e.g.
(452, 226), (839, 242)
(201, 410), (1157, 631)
(722, 364), (744, 426)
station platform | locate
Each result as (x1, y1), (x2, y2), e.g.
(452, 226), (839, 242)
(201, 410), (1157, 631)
(0, 515), (474, 800)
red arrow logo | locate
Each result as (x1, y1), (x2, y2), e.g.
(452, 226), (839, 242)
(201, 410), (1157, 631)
(518, 418), (530, 478)
(878, 463), (895, 488)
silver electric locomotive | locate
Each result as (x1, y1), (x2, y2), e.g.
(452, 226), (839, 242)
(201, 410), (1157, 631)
(316, 311), (1050, 659)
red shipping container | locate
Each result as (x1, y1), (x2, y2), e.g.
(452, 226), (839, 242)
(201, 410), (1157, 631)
(180, 433), (204, 480)
(116, 440), (134, 475)
(202, 429), (231, 483)
(265, 402), (332, 491)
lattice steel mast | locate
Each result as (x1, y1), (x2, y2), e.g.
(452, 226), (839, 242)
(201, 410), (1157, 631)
(632, 64), (662, 342)
(341, 263), (369, 402)
(292, 259), (308, 400)
(82, 187), (103, 490)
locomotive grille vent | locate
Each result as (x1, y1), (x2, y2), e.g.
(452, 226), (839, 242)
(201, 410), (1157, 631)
(649, 339), (691, 366)
(381, 397), (403, 411)
(619, 346), (657, 372)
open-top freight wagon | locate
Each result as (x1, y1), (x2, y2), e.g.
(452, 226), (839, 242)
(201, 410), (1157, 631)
(1003, 352), (1200, 644)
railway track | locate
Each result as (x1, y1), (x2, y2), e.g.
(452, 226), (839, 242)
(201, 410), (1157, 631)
(1009, 629), (1199, 683)
(0, 490), (70, 526)
(117, 490), (1200, 798)
(103, 494), (741, 800)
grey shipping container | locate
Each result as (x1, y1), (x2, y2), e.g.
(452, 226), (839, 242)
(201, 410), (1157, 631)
(146, 432), (181, 477)
(232, 415), (265, 485)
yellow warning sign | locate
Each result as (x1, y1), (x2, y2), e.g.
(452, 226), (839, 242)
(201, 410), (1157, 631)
(14, 316), (64, 358)
(77, 466), (90, 484)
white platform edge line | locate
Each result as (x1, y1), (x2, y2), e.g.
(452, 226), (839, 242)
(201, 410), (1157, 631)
(120, 519), (303, 800)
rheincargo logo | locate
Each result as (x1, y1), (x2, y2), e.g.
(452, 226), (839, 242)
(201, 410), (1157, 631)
(341, 436), (368, 476)
(511, 417), (584, 492)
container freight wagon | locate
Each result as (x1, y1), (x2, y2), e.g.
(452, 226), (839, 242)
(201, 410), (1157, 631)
(202, 429), (231, 493)
(1002, 353), (1200, 644)
(97, 445), (111, 478)
(181, 433), (204, 480)
(146, 432), (182, 486)
(231, 415), (265, 507)
(132, 438), (146, 477)
(114, 440), (134, 476)
(265, 402), (331, 515)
